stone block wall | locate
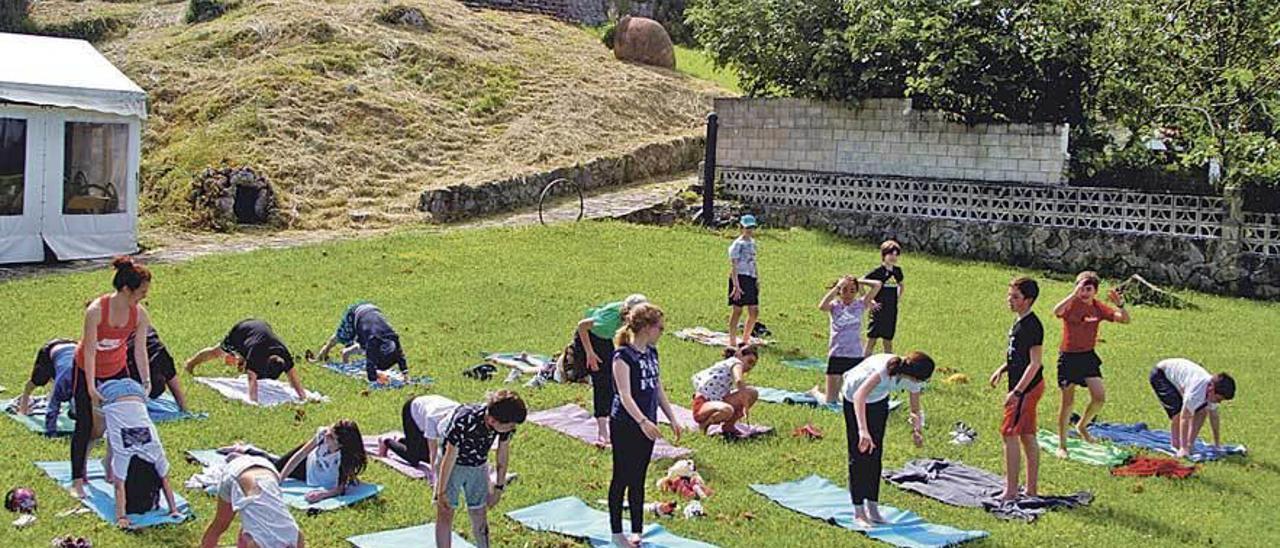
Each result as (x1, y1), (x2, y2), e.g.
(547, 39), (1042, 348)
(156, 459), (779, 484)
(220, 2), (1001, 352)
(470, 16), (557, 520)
(715, 97), (1069, 185)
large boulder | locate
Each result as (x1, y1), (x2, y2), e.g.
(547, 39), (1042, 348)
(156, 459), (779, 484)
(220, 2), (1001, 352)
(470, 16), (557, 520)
(613, 16), (675, 69)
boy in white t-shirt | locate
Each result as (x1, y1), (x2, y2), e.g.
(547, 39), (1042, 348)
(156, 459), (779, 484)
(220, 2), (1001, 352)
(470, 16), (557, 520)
(1149, 358), (1236, 458)
(99, 379), (181, 528)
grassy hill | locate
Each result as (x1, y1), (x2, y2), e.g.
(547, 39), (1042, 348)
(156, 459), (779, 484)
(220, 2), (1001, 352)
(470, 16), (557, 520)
(29, 0), (731, 230)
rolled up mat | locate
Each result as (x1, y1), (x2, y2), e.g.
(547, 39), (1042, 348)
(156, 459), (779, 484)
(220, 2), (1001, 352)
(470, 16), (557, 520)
(751, 475), (988, 548)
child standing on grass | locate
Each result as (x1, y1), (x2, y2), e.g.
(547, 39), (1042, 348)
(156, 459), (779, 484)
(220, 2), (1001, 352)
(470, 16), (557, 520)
(1052, 271), (1130, 458)
(99, 378), (181, 528)
(610, 303), (681, 548)
(434, 390), (526, 548)
(727, 215), (760, 348)
(865, 240), (905, 354)
(811, 275), (882, 403)
(842, 352), (933, 527)
(575, 294), (649, 448)
(988, 277), (1044, 501)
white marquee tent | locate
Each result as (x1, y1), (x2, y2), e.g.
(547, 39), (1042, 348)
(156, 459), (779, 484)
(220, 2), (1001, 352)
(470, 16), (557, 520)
(0, 32), (146, 264)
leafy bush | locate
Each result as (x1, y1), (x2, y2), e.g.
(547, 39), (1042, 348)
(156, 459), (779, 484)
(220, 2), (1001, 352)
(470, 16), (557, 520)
(0, 0), (29, 33)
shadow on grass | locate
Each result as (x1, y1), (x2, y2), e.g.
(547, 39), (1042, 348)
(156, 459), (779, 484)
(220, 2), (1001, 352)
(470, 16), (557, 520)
(1071, 504), (1201, 544)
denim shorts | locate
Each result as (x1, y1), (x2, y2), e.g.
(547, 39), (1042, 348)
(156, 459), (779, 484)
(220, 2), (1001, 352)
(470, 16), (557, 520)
(442, 464), (489, 510)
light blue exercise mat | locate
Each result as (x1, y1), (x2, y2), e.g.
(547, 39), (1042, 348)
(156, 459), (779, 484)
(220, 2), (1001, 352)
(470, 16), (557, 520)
(187, 449), (382, 511)
(756, 387), (902, 413)
(318, 359), (432, 389)
(506, 496), (717, 548)
(751, 475), (987, 548)
(5, 394), (205, 436)
(781, 357), (827, 371)
(34, 460), (194, 529)
(347, 523), (477, 547)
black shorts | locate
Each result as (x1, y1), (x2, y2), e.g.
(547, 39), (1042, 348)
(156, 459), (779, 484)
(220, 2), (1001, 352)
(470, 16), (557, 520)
(127, 348), (177, 399)
(1149, 367), (1184, 419)
(826, 356), (863, 376)
(1057, 350), (1103, 388)
(728, 274), (759, 307)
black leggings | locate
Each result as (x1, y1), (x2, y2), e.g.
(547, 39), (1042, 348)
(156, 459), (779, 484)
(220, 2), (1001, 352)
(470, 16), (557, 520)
(843, 397), (889, 505)
(608, 417), (654, 534)
(576, 333), (616, 418)
(273, 443), (310, 483)
(388, 398), (430, 467)
(70, 366), (135, 481)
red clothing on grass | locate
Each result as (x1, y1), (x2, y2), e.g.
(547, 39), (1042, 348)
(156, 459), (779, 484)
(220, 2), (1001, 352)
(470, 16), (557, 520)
(74, 294), (138, 379)
(1110, 456), (1196, 479)
(1059, 297), (1116, 353)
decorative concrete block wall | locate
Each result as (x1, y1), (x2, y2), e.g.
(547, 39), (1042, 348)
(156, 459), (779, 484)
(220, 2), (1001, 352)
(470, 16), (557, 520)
(714, 97), (1070, 185)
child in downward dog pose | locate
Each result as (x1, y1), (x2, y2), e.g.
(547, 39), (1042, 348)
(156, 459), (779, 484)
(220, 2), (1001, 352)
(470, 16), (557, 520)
(812, 275), (882, 403)
(99, 379), (182, 528)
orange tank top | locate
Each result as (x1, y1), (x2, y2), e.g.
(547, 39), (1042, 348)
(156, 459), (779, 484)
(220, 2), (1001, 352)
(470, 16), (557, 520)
(75, 294), (138, 378)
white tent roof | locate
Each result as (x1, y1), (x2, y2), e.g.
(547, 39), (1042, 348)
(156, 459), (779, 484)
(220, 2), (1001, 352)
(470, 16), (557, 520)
(0, 32), (146, 119)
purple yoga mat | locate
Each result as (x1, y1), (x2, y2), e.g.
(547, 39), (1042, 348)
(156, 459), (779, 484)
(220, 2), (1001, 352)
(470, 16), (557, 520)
(527, 404), (691, 460)
(660, 404), (772, 439)
(362, 434), (431, 481)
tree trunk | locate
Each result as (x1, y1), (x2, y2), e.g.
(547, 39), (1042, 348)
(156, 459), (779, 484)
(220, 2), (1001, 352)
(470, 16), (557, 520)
(0, 0), (30, 33)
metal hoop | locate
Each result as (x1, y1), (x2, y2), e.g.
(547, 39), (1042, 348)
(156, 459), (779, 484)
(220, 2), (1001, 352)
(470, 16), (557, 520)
(538, 177), (584, 225)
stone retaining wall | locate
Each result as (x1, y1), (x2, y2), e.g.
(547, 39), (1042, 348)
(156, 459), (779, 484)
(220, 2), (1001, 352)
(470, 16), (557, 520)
(462, 0), (655, 25)
(753, 205), (1280, 300)
(419, 134), (704, 222)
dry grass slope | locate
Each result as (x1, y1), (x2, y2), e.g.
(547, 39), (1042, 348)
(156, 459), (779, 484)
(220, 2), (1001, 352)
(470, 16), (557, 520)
(30, 0), (726, 229)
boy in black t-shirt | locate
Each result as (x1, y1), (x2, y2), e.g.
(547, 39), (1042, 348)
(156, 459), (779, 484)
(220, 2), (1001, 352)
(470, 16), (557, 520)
(185, 319), (308, 404)
(865, 240), (906, 353)
(989, 277), (1044, 501)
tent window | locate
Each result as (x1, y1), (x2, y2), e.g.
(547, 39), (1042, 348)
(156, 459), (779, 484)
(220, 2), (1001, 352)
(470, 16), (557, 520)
(0, 118), (25, 216)
(63, 122), (127, 215)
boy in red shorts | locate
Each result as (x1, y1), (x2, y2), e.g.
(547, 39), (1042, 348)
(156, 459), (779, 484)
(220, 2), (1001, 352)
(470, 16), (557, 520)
(1051, 271), (1130, 458)
(989, 277), (1044, 500)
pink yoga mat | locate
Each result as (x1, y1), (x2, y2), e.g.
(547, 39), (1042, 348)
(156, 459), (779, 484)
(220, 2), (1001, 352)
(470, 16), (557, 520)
(660, 404), (772, 439)
(527, 404), (691, 460)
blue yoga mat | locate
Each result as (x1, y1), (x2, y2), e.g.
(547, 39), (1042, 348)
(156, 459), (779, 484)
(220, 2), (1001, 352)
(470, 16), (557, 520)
(347, 523), (476, 547)
(188, 450), (382, 511)
(35, 460), (193, 529)
(507, 496), (717, 548)
(751, 475), (987, 548)
(5, 394), (206, 436)
(781, 357), (827, 372)
(318, 360), (431, 390)
(1088, 422), (1247, 463)
(757, 387), (902, 413)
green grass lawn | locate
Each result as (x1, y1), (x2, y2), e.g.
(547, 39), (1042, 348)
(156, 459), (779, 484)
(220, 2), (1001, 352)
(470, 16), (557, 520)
(1, 223), (1276, 547)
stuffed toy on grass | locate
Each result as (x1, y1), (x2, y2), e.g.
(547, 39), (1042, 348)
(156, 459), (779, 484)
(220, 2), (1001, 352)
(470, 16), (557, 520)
(656, 460), (711, 499)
